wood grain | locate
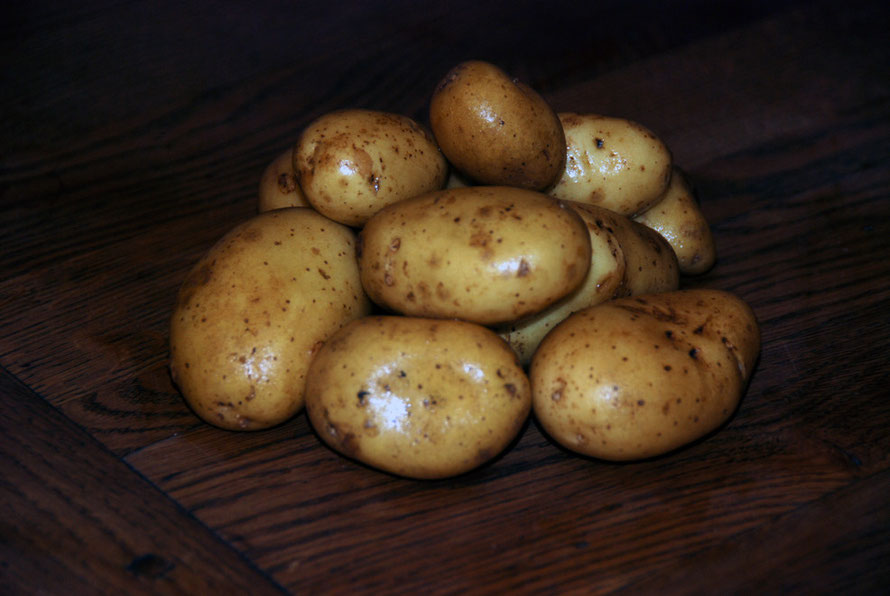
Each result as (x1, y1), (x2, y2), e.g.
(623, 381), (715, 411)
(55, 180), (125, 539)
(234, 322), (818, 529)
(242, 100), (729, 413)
(0, 366), (285, 594)
(2, 0), (889, 593)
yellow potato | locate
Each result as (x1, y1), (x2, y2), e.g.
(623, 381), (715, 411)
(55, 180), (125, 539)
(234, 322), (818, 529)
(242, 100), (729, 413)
(305, 316), (531, 479)
(601, 202), (680, 297)
(429, 60), (565, 190)
(169, 208), (372, 430)
(358, 186), (591, 325)
(530, 289), (760, 460)
(634, 167), (716, 275)
(258, 147), (311, 213)
(550, 113), (672, 216)
(500, 202), (679, 364)
(293, 109), (447, 227)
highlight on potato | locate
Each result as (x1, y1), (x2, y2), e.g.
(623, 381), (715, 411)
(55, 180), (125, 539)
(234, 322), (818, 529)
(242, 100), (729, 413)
(169, 58), (755, 477)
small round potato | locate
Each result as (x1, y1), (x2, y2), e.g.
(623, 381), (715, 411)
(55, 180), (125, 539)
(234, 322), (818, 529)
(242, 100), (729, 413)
(305, 316), (531, 479)
(500, 202), (679, 364)
(358, 186), (592, 325)
(550, 113), (672, 216)
(531, 289), (760, 460)
(429, 60), (566, 190)
(634, 168), (716, 275)
(293, 109), (448, 226)
(169, 208), (372, 430)
(258, 147), (311, 213)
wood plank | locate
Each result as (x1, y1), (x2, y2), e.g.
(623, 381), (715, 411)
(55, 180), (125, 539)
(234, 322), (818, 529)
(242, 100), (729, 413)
(0, 366), (285, 595)
(623, 467), (890, 593)
(126, 404), (874, 592)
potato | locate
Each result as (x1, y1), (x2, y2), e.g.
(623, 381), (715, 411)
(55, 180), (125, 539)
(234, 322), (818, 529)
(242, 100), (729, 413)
(429, 60), (565, 190)
(600, 202), (680, 297)
(258, 147), (311, 213)
(305, 316), (531, 479)
(500, 202), (679, 364)
(293, 109), (447, 227)
(169, 208), (372, 430)
(358, 186), (591, 325)
(549, 113), (672, 216)
(634, 167), (716, 275)
(530, 289), (760, 460)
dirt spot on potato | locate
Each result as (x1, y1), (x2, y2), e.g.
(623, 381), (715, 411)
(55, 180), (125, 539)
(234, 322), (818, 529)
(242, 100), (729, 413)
(176, 261), (214, 308)
(278, 172), (297, 193)
(469, 230), (490, 248)
(551, 377), (567, 404)
(324, 417), (360, 457)
(241, 227), (263, 242)
(475, 447), (493, 464)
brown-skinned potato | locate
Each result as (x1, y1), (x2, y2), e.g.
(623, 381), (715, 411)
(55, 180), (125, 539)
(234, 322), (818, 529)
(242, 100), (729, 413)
(499, 201), (679, 364)
(550, 113), (672, 216)
(169, 208), (372, 430)
(294, 109), (447, 226)
(429, 60), (565, 190)
(305, 315), (531, 479)
(258, 147), (311, 213)
(530, 289), (760, 460)
(358, 186), (591, 326)
(634, 167), (716, 275)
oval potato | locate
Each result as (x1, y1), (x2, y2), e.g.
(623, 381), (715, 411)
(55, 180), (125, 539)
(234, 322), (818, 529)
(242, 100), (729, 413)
(358, 186), (592, 325)
(530, 289), (760, 460)
(429, 60), (565, 190)
(634, 167), (716, 275)
(294, 109), (448, 226)
(258, 147), (311, 213)
(169, 208), (372, 430)
(601, 202), (680, 297)
(550, 113), (672, 216)
(500, 202), (679, 364)
(305, 316), (531, 479)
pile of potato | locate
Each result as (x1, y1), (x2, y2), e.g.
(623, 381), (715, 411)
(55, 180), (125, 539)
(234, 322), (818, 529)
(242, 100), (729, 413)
(169, 60), (760, 478)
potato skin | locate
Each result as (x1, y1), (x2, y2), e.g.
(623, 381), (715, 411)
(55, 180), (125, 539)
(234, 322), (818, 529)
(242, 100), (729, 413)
(169, 208), (372, 430)
(358, 186), (592, 325)
(305, 316), (531, 479)
(429, 60), (565, 190)
(550, 113), (672, 216)
(634, 168), (716, 275)
(499, 202), (679, 364)
(530, 289), (760, 460)
(258, 147), (311, 213)
(294, 109), (448, 226)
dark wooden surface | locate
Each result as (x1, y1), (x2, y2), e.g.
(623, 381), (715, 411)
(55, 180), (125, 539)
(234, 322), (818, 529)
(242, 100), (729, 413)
(2, 0), (889, 593)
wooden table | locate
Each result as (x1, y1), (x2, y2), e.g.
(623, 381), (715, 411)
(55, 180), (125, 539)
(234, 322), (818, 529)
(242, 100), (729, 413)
(3, 1), (889, 593)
